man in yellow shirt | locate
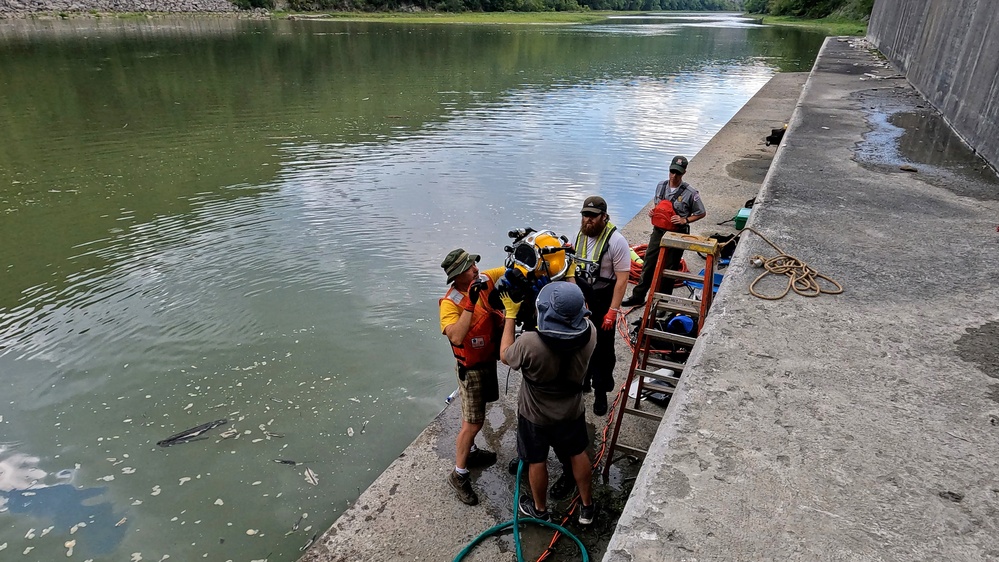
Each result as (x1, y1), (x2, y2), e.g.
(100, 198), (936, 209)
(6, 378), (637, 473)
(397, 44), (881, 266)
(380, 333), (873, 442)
(439, 248), (505, 506)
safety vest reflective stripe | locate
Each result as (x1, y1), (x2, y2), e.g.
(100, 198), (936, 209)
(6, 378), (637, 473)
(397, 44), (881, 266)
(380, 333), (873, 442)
(575, 223), (617, 283)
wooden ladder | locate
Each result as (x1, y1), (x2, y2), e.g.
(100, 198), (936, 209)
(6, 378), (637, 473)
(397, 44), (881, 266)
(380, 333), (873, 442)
(602, 233), (720, 477)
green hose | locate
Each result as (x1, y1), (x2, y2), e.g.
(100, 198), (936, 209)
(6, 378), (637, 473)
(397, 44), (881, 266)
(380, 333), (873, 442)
(452, 460), (589, 562)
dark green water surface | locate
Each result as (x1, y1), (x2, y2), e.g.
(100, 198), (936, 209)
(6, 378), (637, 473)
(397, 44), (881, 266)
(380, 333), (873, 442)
(0, 13), (821, 561)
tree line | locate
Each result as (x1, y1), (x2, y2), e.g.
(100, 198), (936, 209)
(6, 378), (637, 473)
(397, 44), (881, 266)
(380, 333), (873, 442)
(742, 0), (875, 19)
(276, 0), (739, 13)
(241, 0), (874, 18)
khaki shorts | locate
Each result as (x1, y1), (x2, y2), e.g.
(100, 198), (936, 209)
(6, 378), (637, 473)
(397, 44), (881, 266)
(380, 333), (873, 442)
(457, 362), (498, 424)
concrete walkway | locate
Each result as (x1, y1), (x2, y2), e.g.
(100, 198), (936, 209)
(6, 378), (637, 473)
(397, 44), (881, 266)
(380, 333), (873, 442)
(300, 36), (999, 562)
(605, 37), (999, 561)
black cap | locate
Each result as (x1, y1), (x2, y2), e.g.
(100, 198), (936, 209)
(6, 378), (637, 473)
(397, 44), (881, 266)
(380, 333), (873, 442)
(580, 196), (607, 215)
(669, 155), (689, 174)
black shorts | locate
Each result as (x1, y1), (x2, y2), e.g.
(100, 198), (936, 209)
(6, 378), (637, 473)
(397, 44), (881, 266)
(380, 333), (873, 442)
(517, 413), (588, 464)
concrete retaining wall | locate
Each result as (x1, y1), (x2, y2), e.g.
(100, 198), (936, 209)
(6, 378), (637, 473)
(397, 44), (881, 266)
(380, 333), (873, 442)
(868, 0), (999, 169)
(0, 0), (237, 15)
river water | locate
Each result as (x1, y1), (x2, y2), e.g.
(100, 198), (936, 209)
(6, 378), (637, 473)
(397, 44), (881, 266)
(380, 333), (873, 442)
(0, 13), (821, 561)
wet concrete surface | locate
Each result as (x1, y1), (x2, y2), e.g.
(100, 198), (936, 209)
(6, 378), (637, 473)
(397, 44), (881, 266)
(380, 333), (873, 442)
(854, 84), (999, 201)
(955, 321), (999, 381)
(727, 152), (778, 184)
(297, 370), (655, 562)
(605, 36), (999, 561)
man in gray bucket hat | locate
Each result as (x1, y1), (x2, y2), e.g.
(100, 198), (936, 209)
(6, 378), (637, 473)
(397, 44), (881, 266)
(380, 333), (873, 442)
(497, 281), (598, 526)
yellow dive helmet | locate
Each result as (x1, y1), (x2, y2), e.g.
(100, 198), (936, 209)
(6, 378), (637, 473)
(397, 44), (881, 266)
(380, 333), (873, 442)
(504, 229), (572, 282)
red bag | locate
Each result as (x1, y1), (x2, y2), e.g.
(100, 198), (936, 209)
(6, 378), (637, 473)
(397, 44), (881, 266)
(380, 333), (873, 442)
(651, 200), (677, 230)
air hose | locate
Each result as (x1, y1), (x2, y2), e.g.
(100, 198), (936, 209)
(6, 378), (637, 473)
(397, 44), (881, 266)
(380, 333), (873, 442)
(452, 460), (589, 562)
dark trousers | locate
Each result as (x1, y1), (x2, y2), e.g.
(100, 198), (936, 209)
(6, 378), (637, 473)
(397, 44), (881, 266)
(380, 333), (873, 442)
(584, 285), (616, 393)
(633, 225), (687, 299)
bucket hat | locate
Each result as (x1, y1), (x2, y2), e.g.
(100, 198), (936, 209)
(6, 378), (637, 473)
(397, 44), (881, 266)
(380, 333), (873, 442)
(441, 248), (480, 284)
(536, 282), (591, 339)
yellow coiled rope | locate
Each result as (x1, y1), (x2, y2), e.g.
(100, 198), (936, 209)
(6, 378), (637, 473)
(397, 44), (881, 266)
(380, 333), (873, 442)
(743, 227), (844, 300)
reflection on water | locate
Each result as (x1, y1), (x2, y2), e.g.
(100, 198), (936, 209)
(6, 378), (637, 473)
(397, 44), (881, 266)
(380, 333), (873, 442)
(603, 10), (767, 30)
(1, 444), (125, 557)
(0, 14), (822, 560)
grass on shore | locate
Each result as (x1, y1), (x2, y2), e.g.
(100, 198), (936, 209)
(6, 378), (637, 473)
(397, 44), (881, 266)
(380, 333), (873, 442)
(761, 15), (867, 36)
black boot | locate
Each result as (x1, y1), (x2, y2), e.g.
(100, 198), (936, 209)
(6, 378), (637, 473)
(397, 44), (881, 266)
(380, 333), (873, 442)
(621, 294), (646, 308)
(593, 392), (608, 416)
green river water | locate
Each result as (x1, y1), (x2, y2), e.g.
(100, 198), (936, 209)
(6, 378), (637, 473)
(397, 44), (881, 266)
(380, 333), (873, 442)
(0, 13), (822, 561)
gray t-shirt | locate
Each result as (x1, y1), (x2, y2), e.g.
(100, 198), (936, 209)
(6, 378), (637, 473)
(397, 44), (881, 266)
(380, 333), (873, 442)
(653, 180), (706, 218)
(577, 229), (631, 283)
(505, 323), (598, 426)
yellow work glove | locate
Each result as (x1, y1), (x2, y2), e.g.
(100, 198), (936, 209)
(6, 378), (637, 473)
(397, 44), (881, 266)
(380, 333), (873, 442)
(498, 291), (521, 319)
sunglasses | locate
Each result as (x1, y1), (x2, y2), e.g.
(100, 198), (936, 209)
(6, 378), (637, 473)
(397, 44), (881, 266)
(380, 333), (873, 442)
(581, 212), (602, 218)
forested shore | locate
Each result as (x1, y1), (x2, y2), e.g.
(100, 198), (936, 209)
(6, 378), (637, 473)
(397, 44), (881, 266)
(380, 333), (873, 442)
(283, 0), (736, 14)
(0, 0), (873, 33)
(0, 0), (738, 17)
(744, 0), (873, 20)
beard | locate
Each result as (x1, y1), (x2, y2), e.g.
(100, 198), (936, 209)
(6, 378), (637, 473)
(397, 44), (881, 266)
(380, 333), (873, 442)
(581, 221), (604, 237)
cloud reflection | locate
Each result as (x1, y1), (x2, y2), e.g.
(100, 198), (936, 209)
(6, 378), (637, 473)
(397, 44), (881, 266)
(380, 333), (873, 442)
(0, 444), (126, 557)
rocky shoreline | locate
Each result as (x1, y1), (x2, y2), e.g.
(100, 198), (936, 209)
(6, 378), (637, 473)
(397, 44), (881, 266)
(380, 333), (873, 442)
(0, 0), (242, 17)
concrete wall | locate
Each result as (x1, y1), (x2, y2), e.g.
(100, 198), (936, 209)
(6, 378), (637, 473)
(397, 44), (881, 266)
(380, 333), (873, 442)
(0, 0), (237, 16)
(868, 0), (999, 169)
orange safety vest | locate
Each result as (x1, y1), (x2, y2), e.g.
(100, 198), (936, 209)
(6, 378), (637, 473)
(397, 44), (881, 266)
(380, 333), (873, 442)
(440, 275), (503, 368)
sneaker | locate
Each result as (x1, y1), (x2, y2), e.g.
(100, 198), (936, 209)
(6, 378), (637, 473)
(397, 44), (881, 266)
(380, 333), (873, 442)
(621, 294), (646, 308)
(466, 448), (497, 468)
(593, 392), (608, 416)
(518, 494), (551, 522)
(550, 472), (576, 501)
(578, 502), (597, 525)
(508, 458), (522, 475)
(447, 470), (479, 506)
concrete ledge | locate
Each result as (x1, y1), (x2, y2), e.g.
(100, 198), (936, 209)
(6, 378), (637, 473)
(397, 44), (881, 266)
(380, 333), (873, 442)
(605, 37), (999, 561)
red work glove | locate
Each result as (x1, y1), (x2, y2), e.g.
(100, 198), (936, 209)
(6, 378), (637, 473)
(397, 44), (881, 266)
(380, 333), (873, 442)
(601, 308), (619, 331)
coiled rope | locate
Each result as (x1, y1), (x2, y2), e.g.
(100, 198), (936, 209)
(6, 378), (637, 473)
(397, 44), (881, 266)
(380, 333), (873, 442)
(744, 227), (843, 300)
